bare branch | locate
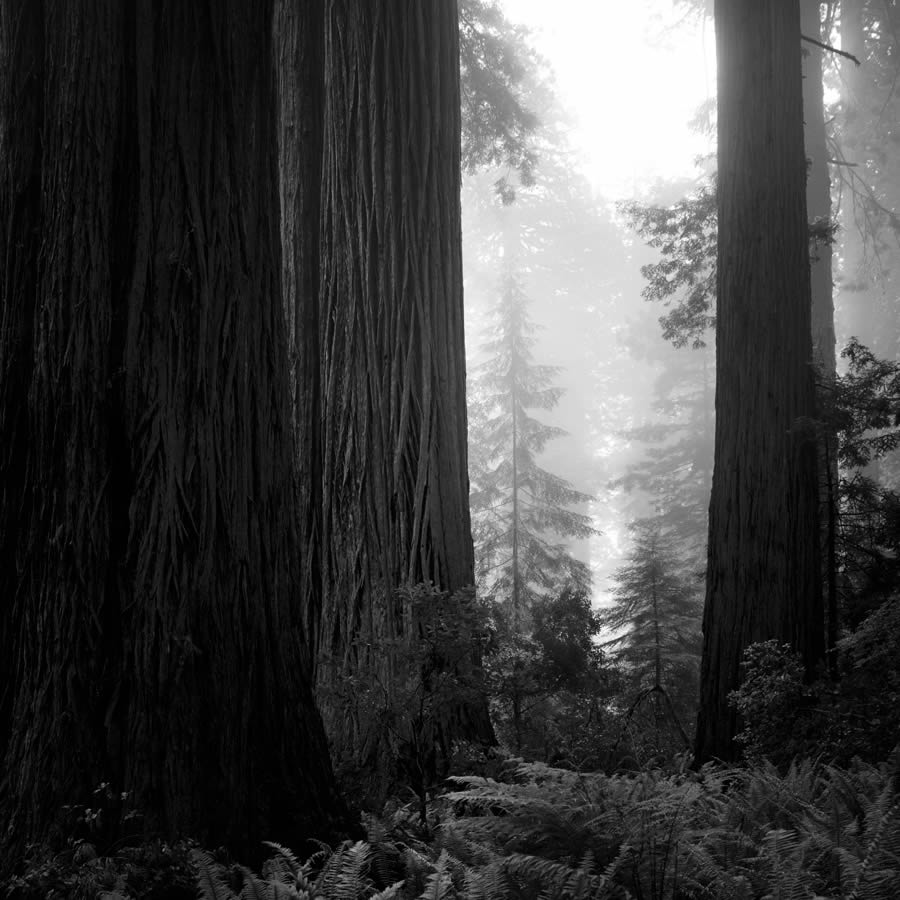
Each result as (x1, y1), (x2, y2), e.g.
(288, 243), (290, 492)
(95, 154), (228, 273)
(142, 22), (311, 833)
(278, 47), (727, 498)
(802, 33), (861, 66)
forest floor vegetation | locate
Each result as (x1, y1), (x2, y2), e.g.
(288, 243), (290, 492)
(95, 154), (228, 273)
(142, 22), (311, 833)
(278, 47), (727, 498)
(3, 751), (899, 899)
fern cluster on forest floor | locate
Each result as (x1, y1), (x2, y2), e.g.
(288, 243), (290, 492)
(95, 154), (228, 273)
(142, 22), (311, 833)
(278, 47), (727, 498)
(190, 757), (900, 900)
(3, 756), (899, 899)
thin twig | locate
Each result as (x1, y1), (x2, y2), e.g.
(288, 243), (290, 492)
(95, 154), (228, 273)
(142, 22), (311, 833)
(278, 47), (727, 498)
(802, 33), (861, 66)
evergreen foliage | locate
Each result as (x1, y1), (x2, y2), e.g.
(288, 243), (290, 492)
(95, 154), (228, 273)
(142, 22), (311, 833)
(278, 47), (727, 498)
(603, 523), (702, 673)
(616, 338), (714, 564)
(619, 179), (717, 350)
(531, 585), (604, 694)
(459, 0), (541, 193)
(468, 271), (595, 614)
(603, 521), (702, 757)
(823, 339), (900, 619)
(484, 584), (612, 764)
(833, 338), (900, 470)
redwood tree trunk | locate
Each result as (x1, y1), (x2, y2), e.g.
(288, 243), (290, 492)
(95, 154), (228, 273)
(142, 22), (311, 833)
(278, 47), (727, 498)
(695, 0), (824, 764)
(801, 0), (839, 676)
(314, 0), (493, 796)
(276, 0), (326, 651)
(0, 0), (351, 863)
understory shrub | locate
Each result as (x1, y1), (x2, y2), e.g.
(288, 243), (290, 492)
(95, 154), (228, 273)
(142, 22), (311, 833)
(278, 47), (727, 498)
(730, 601), (900, 768)
(1, 838), (196, 899)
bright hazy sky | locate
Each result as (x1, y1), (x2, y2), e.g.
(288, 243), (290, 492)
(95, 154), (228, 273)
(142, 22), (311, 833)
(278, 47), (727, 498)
(501, 0), (715, 198)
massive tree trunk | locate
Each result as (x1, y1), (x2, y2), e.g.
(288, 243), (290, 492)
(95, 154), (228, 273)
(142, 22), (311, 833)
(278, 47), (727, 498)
(801, 0), (839, 675)
(312, 0), (494, 799)
(0, 0), (352, 864)
(276, 0), (327, 647)
(695, 0), (824, 764)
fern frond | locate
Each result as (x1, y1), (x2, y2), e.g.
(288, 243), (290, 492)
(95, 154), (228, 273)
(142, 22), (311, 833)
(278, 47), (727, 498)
(271, 883), (307, 900)
(236, 865), (281, 900)
(849, 790), (900, 900)
(417, 850), (455, 900)
(362, 812), (390, 845)
(261, 841), (303, 876)
(310, 840), (374, 900)
(368, 880), (406, 900)
(502, 853), (593, 898)
(192, 849), (237, 900)
(366, 841), (404, 890)
(462, 859), (509, 900)
(337, 840), (375, 900)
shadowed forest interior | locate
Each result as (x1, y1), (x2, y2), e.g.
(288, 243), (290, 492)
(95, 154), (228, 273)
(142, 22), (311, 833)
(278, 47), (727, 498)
(2, 1), (900, 898)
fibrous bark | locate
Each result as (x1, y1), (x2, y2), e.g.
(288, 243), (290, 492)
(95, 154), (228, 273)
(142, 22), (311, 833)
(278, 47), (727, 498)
(801, 0), (839, 675)
(0, 0), (351, 863)
(276, 0), (326, 646)
(312, 0), (494, 795)
(695, 0), (824, 764)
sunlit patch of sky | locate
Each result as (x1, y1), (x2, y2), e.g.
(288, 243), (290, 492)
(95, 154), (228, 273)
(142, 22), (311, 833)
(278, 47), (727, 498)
(501, 0), (715, 199)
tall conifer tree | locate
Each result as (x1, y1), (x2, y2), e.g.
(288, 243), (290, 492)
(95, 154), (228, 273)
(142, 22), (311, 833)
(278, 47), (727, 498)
(604, 520), (702, 751)
(469, 264), (595, 624)
(695, 0), (824, 764)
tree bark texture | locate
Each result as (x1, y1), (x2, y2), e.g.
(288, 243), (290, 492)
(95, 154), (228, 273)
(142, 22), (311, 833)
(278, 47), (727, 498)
(695, 0), (824, 764)
(0, 0), (352, 863)
(312, 0), (494, 794)
(801, 0), (840, 676)
(276, 0), (326, 648)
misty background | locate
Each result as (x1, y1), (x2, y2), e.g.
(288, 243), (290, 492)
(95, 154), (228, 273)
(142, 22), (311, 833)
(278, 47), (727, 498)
(462, 2), (716, 607)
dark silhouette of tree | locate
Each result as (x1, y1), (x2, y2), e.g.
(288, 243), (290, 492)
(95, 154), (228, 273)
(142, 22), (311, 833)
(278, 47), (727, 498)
(486, 584), (607, 757)
(532, 585), (604, 694)
(695, 0), (824, 764)
(469, 268), (595, 625)
(603, 521), (701, 755)
(0, 0), (352, 865)
(624, 0), (842, 674)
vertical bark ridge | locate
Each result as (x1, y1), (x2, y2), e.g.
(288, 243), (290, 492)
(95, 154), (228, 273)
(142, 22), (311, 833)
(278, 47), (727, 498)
(277, 0), (326, 659)
(0, 0), (352, 862)
(0, 0), (122, 850)
(317, 0), (491, 797)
